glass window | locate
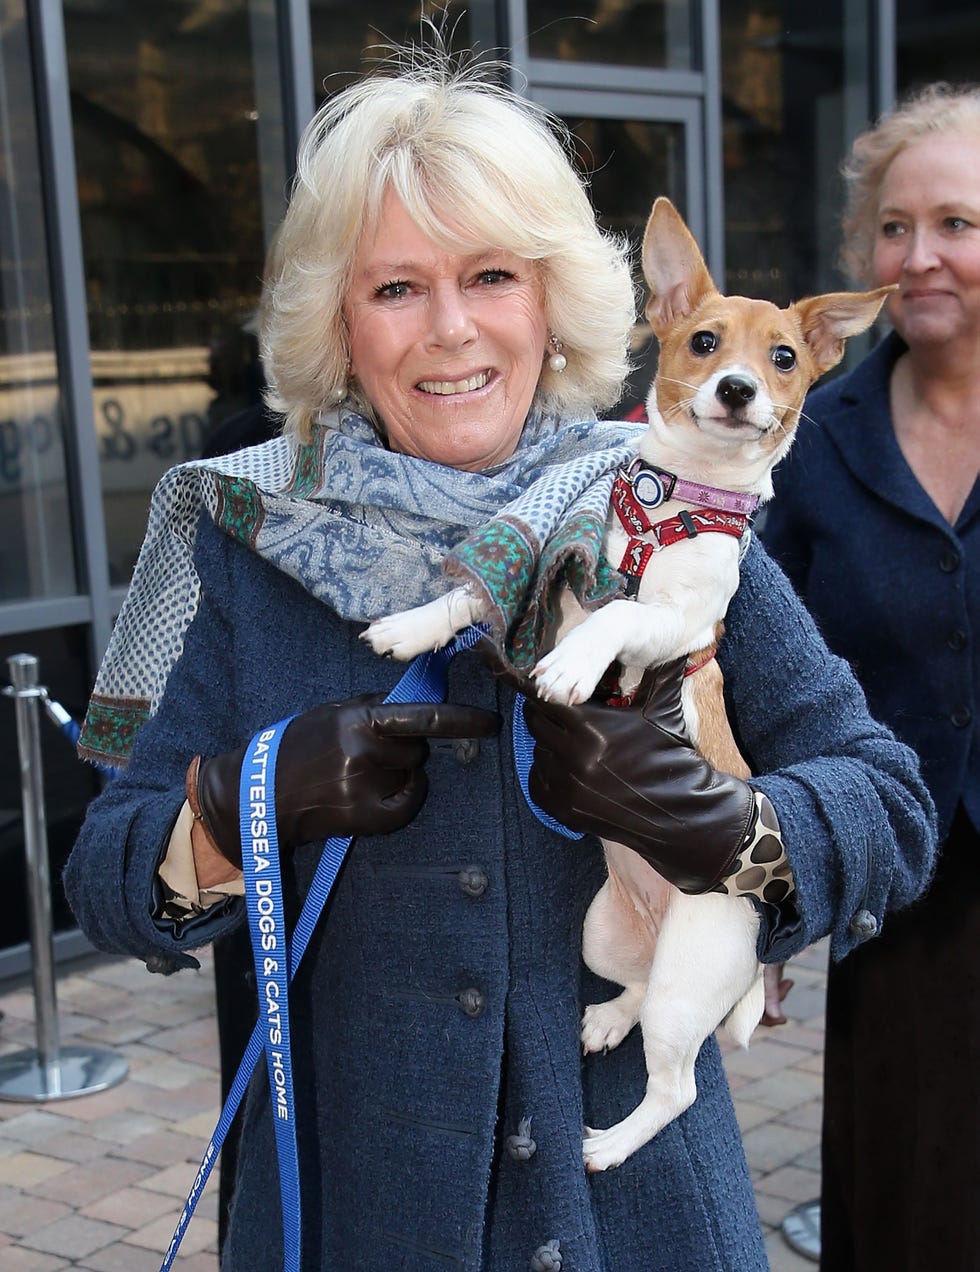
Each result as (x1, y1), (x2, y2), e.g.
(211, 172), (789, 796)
(561, 116), (688, 414)
(0, 4), (77, 602)
(310, 1), (472, 108)
(63, 0), (287, 584)
(720, 0), (847, 306)
(526, 0), (698, 69)
(896, 0), (980, 90)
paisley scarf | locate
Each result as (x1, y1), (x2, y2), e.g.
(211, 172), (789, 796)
(78, 406), (643, 768)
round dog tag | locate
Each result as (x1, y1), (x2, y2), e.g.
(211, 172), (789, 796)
(633, 469), (666, 508)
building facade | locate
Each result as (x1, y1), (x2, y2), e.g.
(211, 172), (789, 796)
(0, 0), (976, 975)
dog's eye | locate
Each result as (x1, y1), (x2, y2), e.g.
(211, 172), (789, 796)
(690, 331), (718, 356)
(771, 345), (797, 371)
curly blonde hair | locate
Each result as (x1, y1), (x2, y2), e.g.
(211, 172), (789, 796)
(840, 81), (980, 286)
(261, 49), (636, 440)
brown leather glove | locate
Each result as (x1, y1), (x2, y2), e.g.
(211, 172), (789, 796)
(498, 650), (755, 894)
(190, 695), (501, 868)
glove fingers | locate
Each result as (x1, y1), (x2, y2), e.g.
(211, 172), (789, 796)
(368, 702), (500, 740)
(373, 770), (428, 831)
(520, 697), (581, 751)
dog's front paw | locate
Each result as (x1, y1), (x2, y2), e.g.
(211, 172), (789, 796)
(360, 611), (438, 661)
(532, 645), (602, 705)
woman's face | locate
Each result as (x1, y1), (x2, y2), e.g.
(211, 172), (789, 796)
(873, 131), (980, 348)
(344, 189), (549, 471)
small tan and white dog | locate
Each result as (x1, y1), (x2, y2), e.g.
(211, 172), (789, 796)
(363, 197), (890, 1170)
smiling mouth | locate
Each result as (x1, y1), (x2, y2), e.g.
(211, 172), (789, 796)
(417, 370), (492, 396)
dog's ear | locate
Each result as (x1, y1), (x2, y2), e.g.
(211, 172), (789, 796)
(792, 285), (895, 376)
(641, 198), (717, 336)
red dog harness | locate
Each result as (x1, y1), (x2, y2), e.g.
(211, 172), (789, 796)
(612, 459), (756, 596)
(598, 460), (758, 705)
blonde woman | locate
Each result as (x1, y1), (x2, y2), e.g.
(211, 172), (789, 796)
(66, 48), (935, 1270)
(764, 83), (980, 1271)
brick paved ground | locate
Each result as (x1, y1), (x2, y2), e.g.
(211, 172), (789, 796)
(0, 939), (828, 1270)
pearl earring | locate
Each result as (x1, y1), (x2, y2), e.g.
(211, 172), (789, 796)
(331, 360), (352, 404)
(548, 334), (567, 373)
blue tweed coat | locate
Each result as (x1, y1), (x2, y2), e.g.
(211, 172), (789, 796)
(65, 510), (936, 1271)
(762, 331), (979, 841)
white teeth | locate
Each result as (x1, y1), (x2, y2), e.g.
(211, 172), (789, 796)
(417, 370), (491, 395)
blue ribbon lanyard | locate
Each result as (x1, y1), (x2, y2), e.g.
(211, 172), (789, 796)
(240, 721), (300, 1270)
(160, 625), (491, 1272)
(512, 694), (582, 841)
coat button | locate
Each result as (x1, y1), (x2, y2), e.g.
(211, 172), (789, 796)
(947, 628), (967, 651)
(452, 738), (480, 765)
(458, 866), (489, 898)
(939, 550), (960, 573)
(458, 987), (485, 1018)
(432, 738), (480, 764)
(145, 953), (179, 975)
(849, 909), (878, 940)
(505, 1116), (537, 1161)
(530, 1240), (562, 1270)
(951, 706), (972, 728)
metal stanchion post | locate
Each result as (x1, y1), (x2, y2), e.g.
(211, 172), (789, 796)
(0, 653), (127, 1101)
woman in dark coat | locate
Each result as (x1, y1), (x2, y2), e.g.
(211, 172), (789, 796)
(762, 83), (979, 1272)
(65, 47), (936, 1271)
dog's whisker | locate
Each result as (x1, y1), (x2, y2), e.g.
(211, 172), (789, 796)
(662, 397), (697, 422)
(657, 375), (703, 396)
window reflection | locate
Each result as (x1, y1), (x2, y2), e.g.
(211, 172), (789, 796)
(896, 0), (980, 88)
(720, 1), (845, 307)
(563, 116), (686, 414)
(310, 0), (471, 107)
(64, 0), (284, 584)
(0, 5), (77, 602)
(527, 0), (697, 69)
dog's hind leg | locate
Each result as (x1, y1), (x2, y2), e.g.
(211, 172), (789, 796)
(580, 851), (671, 1055)
(580, 881), (649, 1054)
(583, 890), (761, 1172)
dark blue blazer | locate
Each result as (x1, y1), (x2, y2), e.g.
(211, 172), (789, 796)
(762, 331), (979, 840)
(65, 505), (935, 1270)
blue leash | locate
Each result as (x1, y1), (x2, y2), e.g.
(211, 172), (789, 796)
(512, 694), (582, 841)
(160, 625), (575, 1270)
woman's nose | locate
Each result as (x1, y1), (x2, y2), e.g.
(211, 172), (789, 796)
(903, 228), (941, 273)
(426, 284), (478, 350)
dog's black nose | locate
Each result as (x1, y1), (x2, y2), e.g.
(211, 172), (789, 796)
(717, 374), (756, 409)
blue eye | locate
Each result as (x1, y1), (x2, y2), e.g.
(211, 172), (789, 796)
(771, 345), (797, 371)
(690, 330), (718, 355)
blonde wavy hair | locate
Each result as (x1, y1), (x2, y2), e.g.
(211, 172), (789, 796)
(261, 49), (636, 440)
(840, 81), (980, 286)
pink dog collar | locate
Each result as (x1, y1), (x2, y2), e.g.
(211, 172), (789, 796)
(624, 457), (760, 516)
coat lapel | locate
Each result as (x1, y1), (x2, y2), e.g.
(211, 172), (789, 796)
(819, 332), (963, 532)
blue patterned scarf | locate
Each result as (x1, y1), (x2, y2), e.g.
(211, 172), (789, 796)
(78, 407), (643, 767)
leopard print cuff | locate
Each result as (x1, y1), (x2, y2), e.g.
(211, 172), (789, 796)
(711, 791), (795, 905)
